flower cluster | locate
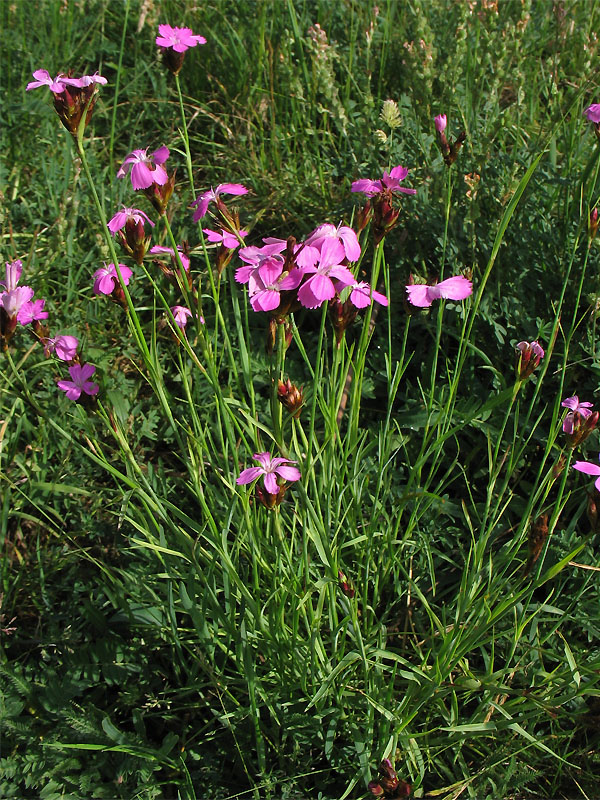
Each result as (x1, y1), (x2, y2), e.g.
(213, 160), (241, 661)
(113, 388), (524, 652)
(1, 259), (47, 343)
(1, 260), (96, 401)
(26, 69), (107, 136)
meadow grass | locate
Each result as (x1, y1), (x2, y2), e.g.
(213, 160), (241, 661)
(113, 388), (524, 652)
(1, 1), (600, 798)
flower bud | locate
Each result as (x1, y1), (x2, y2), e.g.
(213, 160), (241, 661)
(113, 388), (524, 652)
(434, 113), (447, 133)
(277, 378), (304, 418)
(515, 340), (544, 380)
(589, 208), (599, 243)
(143, 170), (176, 215)
(329, 296), (359, 345)
(337, 570), (355, 599)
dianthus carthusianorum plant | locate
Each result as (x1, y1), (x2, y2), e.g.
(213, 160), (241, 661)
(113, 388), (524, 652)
(2, 3), (600, 798)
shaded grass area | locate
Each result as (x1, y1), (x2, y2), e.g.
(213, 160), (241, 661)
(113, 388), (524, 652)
(2, 1), (600, 798)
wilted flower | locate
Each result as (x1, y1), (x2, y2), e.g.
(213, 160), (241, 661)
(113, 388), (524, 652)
(352, 165), (416, 243)
(516, 340), (544, 380)
(236, 452), (301, 495)
(406, 275), (472, 307)
(108, 207), (154, 235)
(117, 146), (170, 190)
(368, 759), (411, 798)
(57, 363), (99, 401)
(0, 286), (34, 319)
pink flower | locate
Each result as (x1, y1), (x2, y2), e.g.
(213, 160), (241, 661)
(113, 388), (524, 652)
(203, 228), (248, 249)
(562, 395), (594, 418)
(584, 104), (600, 124)
(347, 282), (388, 309)
(108, 207), (154, 234)
(434, 114), (447, 133)
(297, 239), (355, 309)
(17, 298), (48, 325)
(236, 452), (301, 495)
(170, 305), (194, 329)
(406, 275), (473, 307)
(150, 245), (190, 273)
(0, 286), (34, 319)
(117, 147), (170, 190)
(156, 24), (206, 51)
(248, 260), (303, 312)
(351, 165), (417, 198)
(45, 335), (79, 361)
(191, 183), (248, 221)
(93, 263), (133, 295)
(75, 72), (108, 87)
(305, 223), (361, 263)
(57, 363), (99, 401)
(573, 455), (600, 490)
(562, 396), (594, 434)
(26, 69), (83, 93)
(1, 260), (23, 291)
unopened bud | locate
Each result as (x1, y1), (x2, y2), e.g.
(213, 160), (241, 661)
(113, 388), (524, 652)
(515, 340), (544, 380)
(337, 570), (355, 598)
(277, 379), (304, 418)
(589, 208), (599, 243)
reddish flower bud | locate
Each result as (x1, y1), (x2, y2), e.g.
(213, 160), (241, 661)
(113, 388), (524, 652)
(337, 570), (355, 599)
(515, 340), (544, 380)
(589, 208), (599, 243)
(143, 170), (176, 215)
(277, 378), (304, 418)
(329, 296), (359, 345)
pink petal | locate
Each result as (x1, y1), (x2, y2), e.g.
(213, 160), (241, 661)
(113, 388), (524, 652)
(131, 162), (155, 190)
(273, 465), (301, 482)
(263, 473), (279, 495)
(572, 461), (600, 476)
(406, 285), (432, 307)
(435, 276), (473, 301)
(57, 380), (81, 401)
